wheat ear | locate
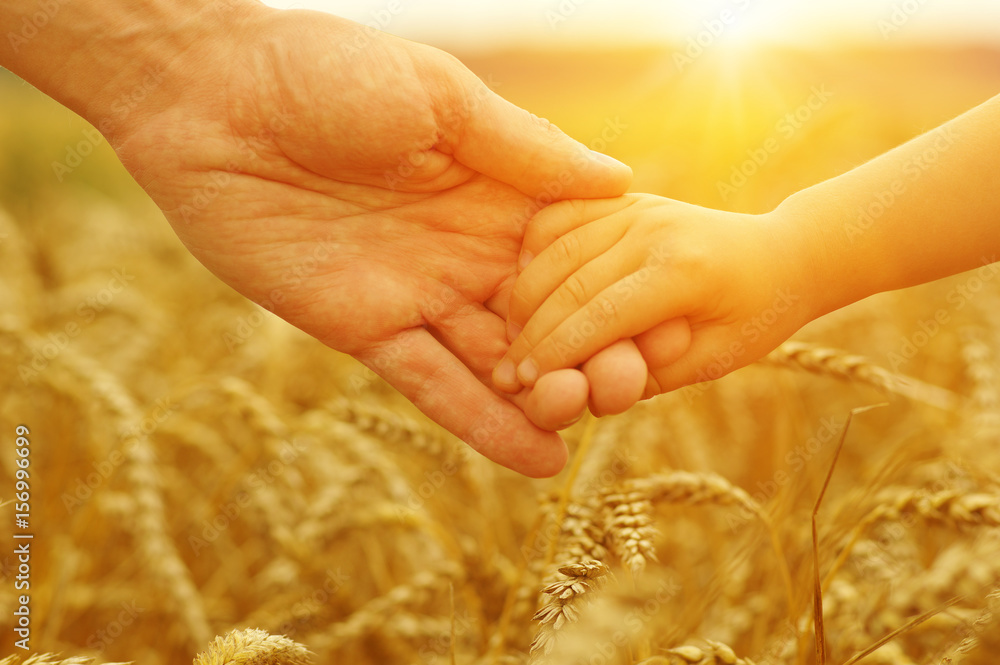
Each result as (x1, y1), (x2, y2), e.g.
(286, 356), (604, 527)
(193, 628), (312, 665)
(306, 566), (458, 652)
(762, 340), (963, 410)
(530, 560), (612, 658)
(823, 487), (1000, 594)
(642, 640), (757, 664)
(873, 487), (1000, 527)
(49, 346), (211, 648)
(554, 498), (609, 568)
(944, 588), (1000, 658)
(602, 485), (658, 577)
(325, 397), (459, 461)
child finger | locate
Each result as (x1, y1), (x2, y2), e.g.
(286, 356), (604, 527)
(581, 338), (648, 417)
(634, 317), (692, 369)
(521, 195), (643, 262)
(502, 242), (651, 383)
(523, 368), (590, 431)
(508, 219), (633, 330)
(510, 277), (675, 388)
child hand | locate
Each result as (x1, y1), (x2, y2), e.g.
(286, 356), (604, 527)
(493, 193), (815, 401)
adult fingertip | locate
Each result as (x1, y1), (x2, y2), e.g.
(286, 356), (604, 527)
(578, 150), (633, 198)
(519, 433), (569, 478)
(525, 368), (589, 431)
(588, 150), (630, 172)
(461, 400), (567, 477)
(583, 339), (647, 416)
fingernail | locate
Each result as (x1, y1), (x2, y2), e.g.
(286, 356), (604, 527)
(494, 358), (517, 388)
(516, 358), (539, 386)
(557, 414), (584, 428)
(517, 250), (533, 272)
(506, 320), (522, 343)
(589, 150), (628, 170)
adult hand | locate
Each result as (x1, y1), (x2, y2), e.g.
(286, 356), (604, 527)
(98, 6), (634, 475)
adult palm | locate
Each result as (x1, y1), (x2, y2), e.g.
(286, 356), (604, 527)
(109, 6), (633, 476)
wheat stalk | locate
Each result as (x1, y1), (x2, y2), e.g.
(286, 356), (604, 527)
(762, 341), (963, 410)
(43, 345), (212, 649)
(193, 628), (312, 665)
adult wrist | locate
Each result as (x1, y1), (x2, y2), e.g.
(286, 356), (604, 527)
(1, 0), (271, 142)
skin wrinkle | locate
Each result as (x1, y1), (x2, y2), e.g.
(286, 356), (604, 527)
(0, 0), (638, 475)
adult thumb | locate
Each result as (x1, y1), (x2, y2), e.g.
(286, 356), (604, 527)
(441, 69), (633, 200)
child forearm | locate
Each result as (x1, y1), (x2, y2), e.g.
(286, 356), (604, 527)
(775, 93), (1000, 322)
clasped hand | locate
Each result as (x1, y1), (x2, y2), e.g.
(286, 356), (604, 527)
(108, 6), (640, 477)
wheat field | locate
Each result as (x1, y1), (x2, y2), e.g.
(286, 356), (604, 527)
(1, 45), (999, 665)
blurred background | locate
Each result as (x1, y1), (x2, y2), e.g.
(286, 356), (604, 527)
(2, 2), (1000, 664)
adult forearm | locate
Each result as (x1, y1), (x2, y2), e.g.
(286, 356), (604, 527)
(0, 0), (264, 140)
(776, 93), (1000, 321)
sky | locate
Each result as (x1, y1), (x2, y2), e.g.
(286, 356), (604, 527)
(259, 0), (1000, 53)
